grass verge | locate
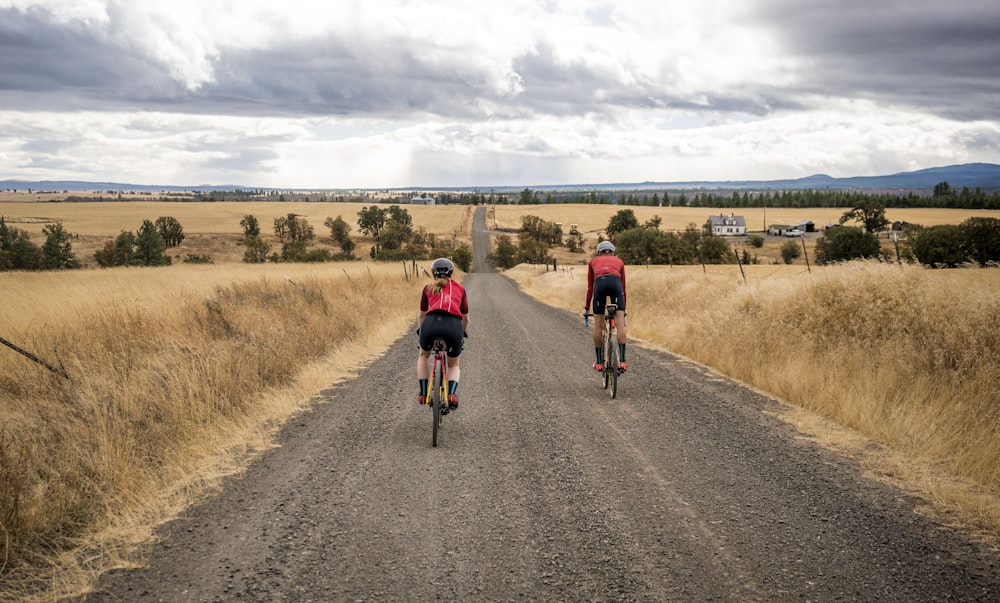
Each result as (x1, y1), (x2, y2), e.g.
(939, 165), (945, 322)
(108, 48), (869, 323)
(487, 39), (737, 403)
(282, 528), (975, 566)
(0, 262), (423, 602)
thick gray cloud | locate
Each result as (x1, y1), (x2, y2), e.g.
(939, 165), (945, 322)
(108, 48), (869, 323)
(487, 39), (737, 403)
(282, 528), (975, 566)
(0, 7), (185, 108)
(3, 2), (999, 122)
(1, 1), (999, 187)
(749, 0), (1000, 120)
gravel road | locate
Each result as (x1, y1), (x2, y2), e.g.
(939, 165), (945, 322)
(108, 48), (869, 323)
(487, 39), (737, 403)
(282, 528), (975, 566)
(84, 207), (999, 602)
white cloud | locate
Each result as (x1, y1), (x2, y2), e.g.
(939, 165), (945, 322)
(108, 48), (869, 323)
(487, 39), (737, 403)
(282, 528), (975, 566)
(1, 0), (999, 187)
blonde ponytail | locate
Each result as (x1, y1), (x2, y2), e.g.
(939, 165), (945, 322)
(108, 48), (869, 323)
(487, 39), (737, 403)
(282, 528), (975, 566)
(429, 276), (449, 295)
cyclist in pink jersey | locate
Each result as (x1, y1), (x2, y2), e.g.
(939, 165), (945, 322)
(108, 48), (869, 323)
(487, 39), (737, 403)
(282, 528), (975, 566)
(417, 258), (470, 409)
(585, 240), (628, 372)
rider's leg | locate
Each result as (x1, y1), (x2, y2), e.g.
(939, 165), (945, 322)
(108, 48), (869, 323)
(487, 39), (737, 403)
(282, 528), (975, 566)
(447, 356), (461, 389)
(592, 315), (606, 368)
(417, 349), (431, 399)
(615, 309), (627, 358)
(593, 315), (605, 357)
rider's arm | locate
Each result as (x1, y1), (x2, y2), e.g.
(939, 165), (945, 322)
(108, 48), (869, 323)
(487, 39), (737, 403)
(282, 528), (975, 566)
(619, 259), (627, 299)
(418, 286), (429, 325)
(584, 262), (595, 310)
(460, 291), (470, 332)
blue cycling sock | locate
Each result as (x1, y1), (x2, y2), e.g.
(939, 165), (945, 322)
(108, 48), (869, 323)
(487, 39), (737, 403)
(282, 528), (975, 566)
(419, 379), (428, 396)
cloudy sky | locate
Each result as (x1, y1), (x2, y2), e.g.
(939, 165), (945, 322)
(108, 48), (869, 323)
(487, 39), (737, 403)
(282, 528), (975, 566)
(1, 0), (999, 189)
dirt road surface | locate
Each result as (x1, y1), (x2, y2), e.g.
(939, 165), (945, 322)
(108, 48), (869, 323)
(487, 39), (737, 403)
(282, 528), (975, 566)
(85, 208), (998, 601)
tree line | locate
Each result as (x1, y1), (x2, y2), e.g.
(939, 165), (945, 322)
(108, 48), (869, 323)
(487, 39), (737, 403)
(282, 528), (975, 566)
(1, 204), (472, 272)
(486, 203), (1000, 269)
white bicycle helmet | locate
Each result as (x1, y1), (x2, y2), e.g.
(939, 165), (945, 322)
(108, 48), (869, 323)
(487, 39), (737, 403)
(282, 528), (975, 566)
(597, 241), (616, 254)
(431, 257), (455, 277)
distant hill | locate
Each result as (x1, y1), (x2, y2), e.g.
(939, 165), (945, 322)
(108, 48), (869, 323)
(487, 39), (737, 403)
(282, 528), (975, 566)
(3, 162), (1000, 193)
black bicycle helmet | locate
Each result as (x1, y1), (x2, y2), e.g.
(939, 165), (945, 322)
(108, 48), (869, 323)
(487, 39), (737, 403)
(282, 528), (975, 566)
(431, 257), (455, 278)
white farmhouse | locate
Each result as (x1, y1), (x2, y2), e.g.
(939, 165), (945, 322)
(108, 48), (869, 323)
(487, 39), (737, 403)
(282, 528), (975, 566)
(410, 195), (436, 205)
(708, 214), (747, 236)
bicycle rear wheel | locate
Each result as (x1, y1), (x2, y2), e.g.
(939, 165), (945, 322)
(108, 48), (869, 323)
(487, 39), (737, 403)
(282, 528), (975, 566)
(431, 357), (444, 447)
(606, 330), (619, 399)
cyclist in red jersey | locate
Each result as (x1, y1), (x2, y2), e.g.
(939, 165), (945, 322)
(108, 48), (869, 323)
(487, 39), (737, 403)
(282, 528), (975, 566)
(585, 240), (628, 372)
(417, 258), (470, 409)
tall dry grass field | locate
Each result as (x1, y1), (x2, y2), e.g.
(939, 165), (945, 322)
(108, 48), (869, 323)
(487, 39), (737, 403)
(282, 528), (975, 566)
(493, 204), (1000, 234)
(0, 201), (474, 266)
(506, 262), (1000, 535)
(0, 262), (427, 602)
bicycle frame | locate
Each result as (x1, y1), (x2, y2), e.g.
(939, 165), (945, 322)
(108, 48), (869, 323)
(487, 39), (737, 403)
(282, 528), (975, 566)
(429, 339), (449, 447)
(585, 303), (622, 398)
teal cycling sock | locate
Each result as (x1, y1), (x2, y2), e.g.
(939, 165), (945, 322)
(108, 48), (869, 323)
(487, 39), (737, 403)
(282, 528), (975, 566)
(619, 343), (626, 362)
(595, 347), (604, 363)
(448, 380), (459, 395)
(419, 379), (428, 396)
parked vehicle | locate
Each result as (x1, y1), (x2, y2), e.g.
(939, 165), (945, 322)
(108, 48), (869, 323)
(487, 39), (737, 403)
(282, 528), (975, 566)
(785, 228), (804, 237)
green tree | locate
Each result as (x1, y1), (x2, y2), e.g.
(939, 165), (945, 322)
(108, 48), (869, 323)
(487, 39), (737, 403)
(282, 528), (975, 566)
(41, 222), (80, 269)
(357, 205), (388, 240)
(240, 214), (261, 238)
(154, 216), (185, 247)
(450, 243), (473, 272)
(488, 234), (517, 269)
(519, 215), (562, 245)
(274, 213), (315, 260)
(907, 224), (967, 267)
(614, 227), (696, 265)
(698, 235), (735, 264)
(134, 219), (170, 266)
(605, 209), (639, 241)
(840, 199), (889, 233)
(933, 181), (953, 197)
(0, 217), (42, 270)
(242, 236), (270, 263)
(515, 236), (550, 264)
(815, 226), (881, 264)
(780, 240), (801, 264)
(958, 217), (1000, 266)
(324, 215), (355, 255)
(103, 231), (138, 266)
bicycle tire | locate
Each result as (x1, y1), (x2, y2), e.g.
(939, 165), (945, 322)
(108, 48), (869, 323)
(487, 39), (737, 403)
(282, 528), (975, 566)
(431, 356), (444, 447)
(607, 329), (619, 399)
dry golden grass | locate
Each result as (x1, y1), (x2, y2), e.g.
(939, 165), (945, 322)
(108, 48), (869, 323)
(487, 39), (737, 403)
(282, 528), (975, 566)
(0, 262), (428, 602)
(506, 261), (1000, 539)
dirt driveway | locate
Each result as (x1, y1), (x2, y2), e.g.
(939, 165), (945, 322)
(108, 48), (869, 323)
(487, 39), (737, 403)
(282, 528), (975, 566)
(84, 208), (998, 602)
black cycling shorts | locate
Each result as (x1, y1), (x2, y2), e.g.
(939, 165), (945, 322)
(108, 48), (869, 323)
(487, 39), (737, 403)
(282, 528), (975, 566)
(419, 311), (465, 357)
(592, 275), (625, 314)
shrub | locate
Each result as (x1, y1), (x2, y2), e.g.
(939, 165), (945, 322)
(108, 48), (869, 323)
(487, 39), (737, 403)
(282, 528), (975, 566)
(815, 226), (881, 264)
(780, 240), (802, 264)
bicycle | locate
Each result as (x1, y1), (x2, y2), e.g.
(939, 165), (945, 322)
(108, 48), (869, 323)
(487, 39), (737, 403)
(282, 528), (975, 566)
(428, 338), (450, 447)
(584, 303), (623, 399)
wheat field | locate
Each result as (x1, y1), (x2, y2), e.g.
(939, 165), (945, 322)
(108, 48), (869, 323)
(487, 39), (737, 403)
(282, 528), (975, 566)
(0, 200), (474, 265)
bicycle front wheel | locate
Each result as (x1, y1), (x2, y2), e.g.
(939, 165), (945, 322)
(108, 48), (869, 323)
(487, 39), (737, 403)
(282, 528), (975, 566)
(606, 331), (619, 399)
